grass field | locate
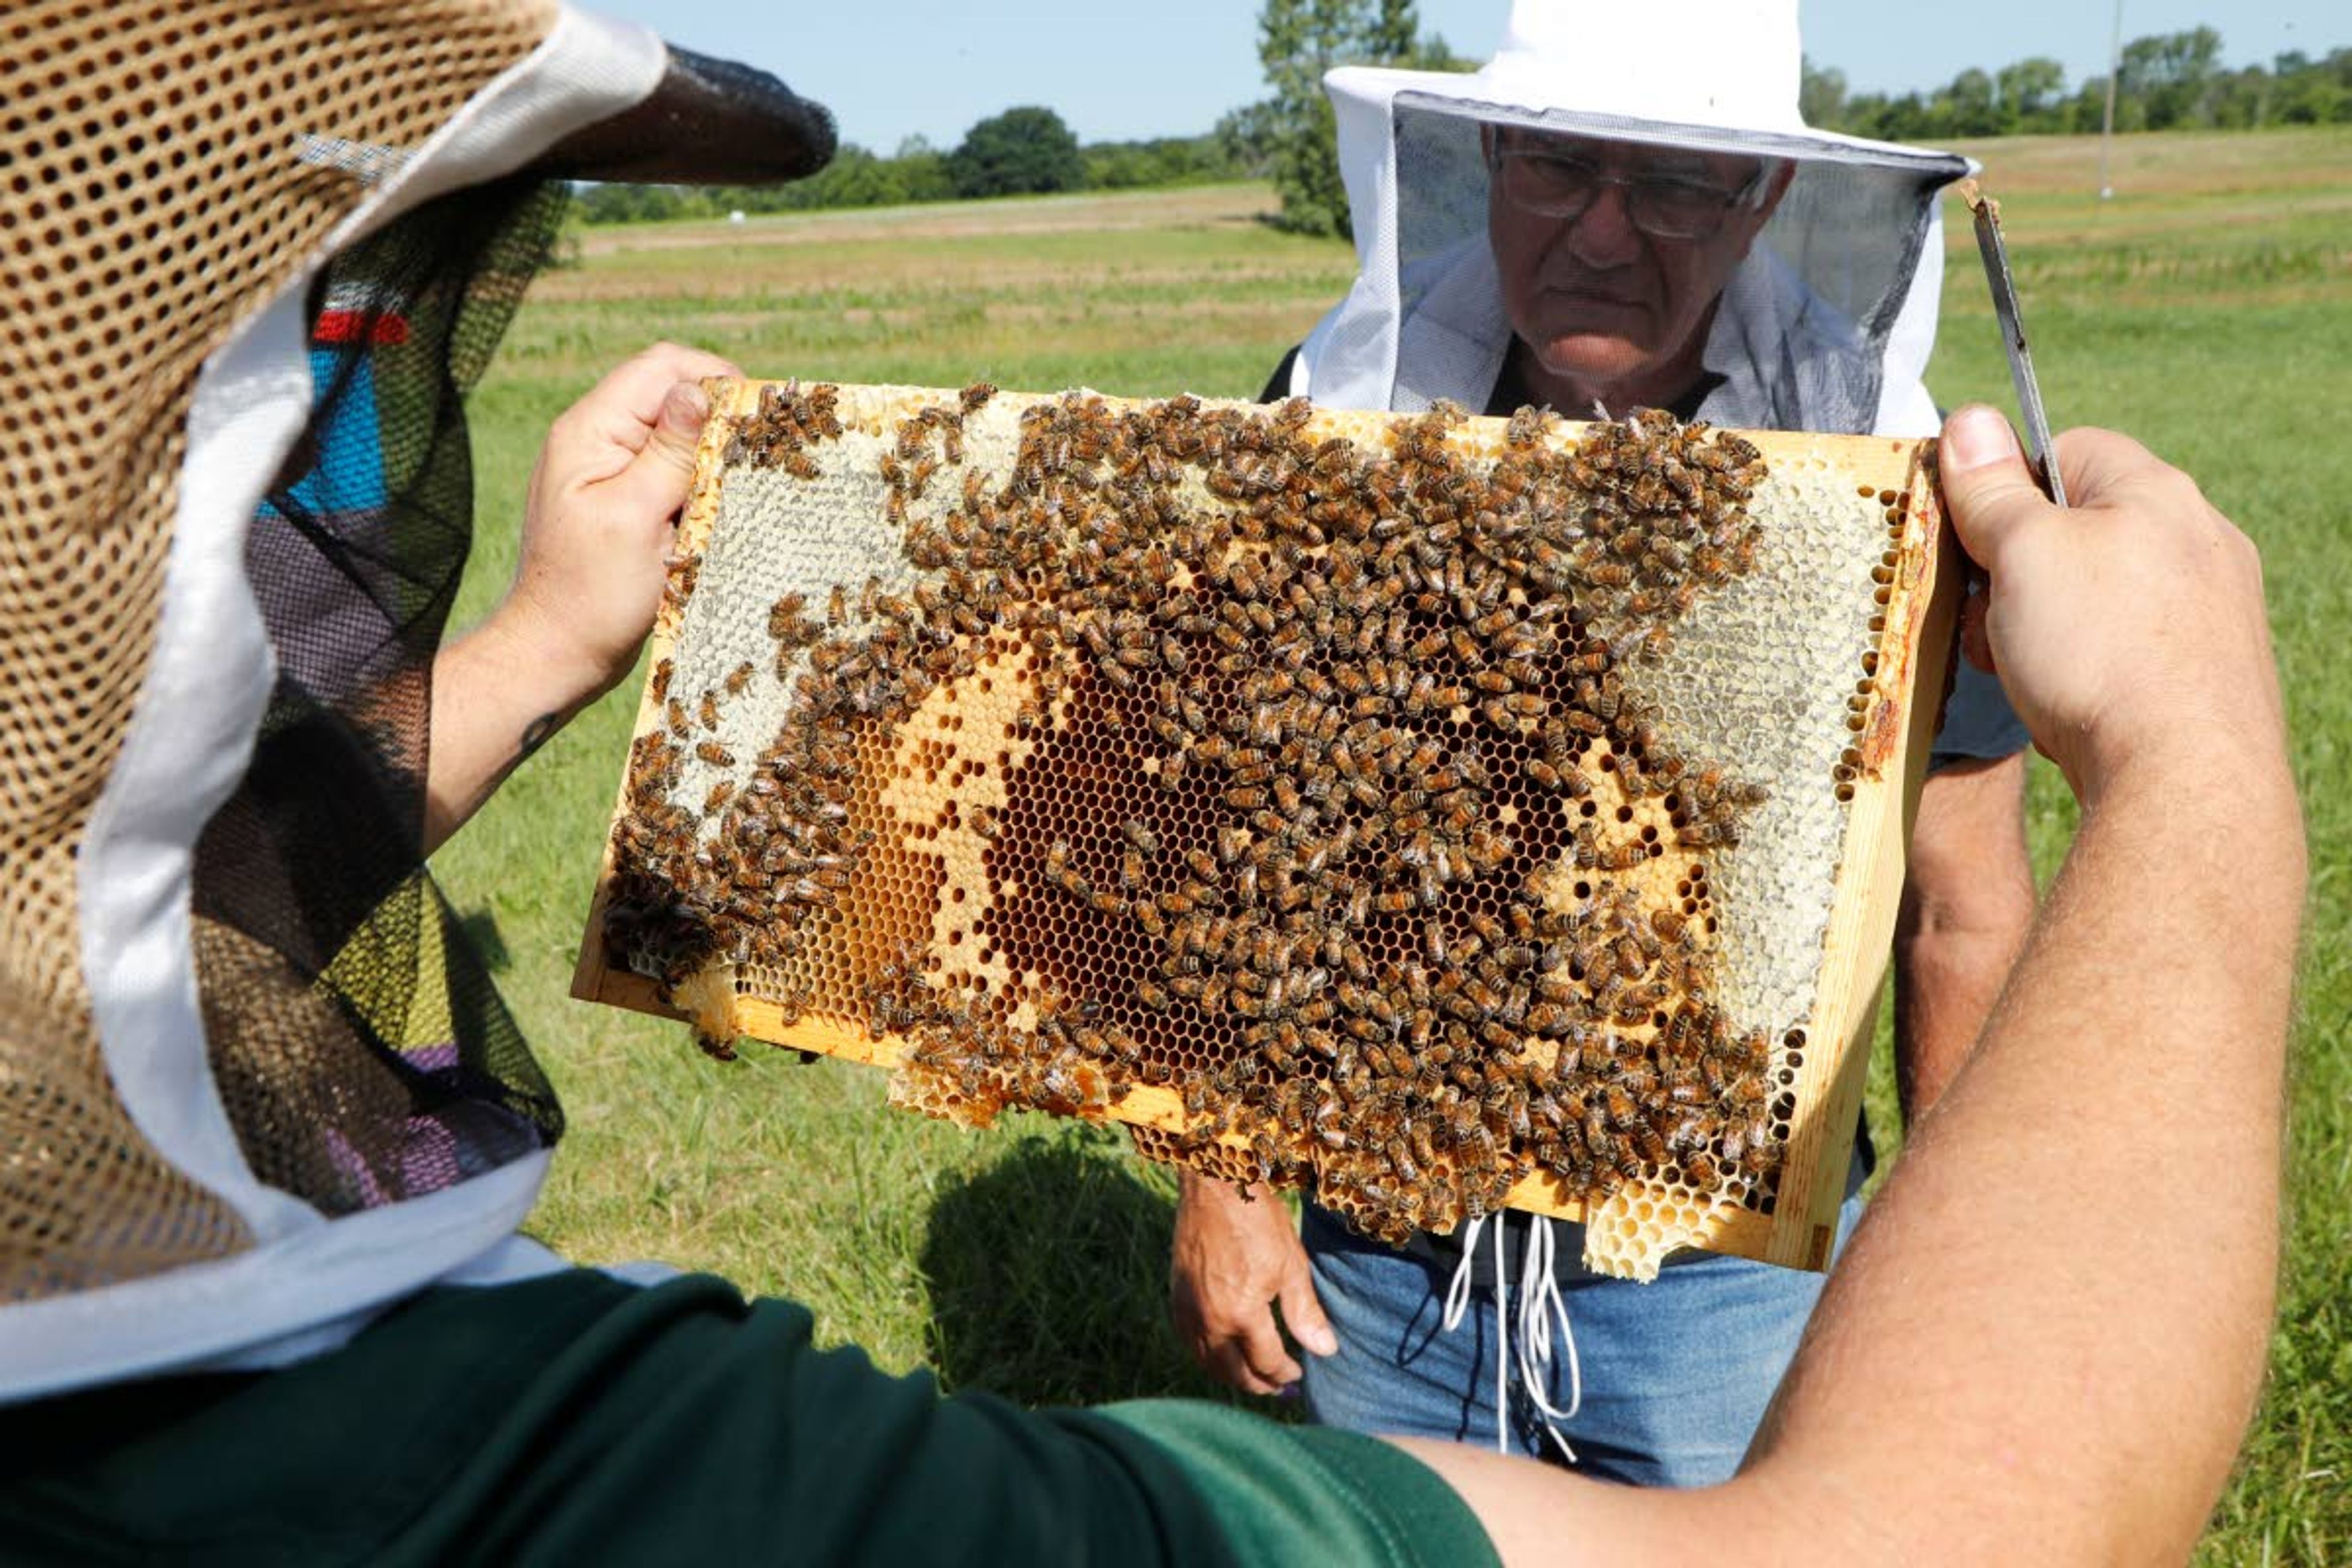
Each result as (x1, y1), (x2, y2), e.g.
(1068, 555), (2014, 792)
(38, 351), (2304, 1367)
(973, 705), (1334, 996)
(436, 127), (2350, 1561)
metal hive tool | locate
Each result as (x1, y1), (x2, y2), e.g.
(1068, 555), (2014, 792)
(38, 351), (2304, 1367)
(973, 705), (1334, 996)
(573, 380), (1958, 1278)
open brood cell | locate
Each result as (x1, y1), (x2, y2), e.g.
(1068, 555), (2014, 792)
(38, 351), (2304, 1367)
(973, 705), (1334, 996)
(575, 381), (1954, 1277)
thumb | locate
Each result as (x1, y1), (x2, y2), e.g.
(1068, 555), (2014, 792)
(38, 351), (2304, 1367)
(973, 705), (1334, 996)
(612, 380), (713, 516)
(1938, 404), (2054, 574)
(1278, 1265), (1338, 1357)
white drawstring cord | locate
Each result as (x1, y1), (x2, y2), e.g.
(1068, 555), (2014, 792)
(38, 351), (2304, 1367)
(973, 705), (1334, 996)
(1440, 1214), (1486, 1332)
(1439, 1213), (1582, 1459)
(1514, 1216), (1581, 1462)
(1492, 1212), (1510, 1455)
(1438, 1215), (1507, 1453)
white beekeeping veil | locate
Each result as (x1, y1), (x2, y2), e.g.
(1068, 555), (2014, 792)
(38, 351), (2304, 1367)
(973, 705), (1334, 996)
(1291, 0), (1973, 439)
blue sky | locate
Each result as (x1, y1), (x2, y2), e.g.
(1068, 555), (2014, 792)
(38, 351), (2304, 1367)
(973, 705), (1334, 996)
(590, 1), (2339, 154)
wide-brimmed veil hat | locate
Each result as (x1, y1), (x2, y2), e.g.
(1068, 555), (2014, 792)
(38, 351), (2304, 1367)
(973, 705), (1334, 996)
(1, 1), (832, 1399)
(1293, 0), (1974, 435)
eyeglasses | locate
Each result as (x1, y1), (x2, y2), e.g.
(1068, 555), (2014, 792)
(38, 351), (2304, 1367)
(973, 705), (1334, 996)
(1485, 143), (1767, 241)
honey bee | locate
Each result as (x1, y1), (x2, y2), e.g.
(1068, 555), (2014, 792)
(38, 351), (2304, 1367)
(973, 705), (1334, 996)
(1596, 842), (1647, 873)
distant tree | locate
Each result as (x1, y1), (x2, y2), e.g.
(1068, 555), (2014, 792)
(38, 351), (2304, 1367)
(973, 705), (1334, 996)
(948, 106), (1084, 199)
(816, 147), (911, 206)
(1997, 57), (2067, 127)
(2272, 67), (2348, 124)
(575, 181), (699, 224)
(1082, 135), (1240, 191)
(2121, 26), (2225, 127)
(1412, 31), (1465, 72)
(890, 135), (956, 203)
(1800, 56), (1848, 127)
(1214, 100), (1281, 177)
(1937, 67), (2003, 136)
(1253, 0), (1461, 238)
(1255, 0), (1363, 236)
(2067, 74), (2123, 134)
(1085, 144), (1154, 189)
(1839, 89), (1934, 141)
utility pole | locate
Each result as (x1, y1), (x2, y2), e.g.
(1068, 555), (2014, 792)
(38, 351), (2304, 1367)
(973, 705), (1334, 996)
(2098, 0), (2124, 198)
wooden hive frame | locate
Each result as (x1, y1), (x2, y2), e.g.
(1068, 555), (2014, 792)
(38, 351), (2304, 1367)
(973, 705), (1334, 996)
(573, 379), (1955, 1278)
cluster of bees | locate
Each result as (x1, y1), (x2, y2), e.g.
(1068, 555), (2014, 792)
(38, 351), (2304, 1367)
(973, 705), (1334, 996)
(605, 383), (1795, 1241)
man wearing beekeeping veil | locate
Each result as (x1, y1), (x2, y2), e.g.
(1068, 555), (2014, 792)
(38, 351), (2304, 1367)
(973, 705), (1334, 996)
(1170, 0), (2040, 1481)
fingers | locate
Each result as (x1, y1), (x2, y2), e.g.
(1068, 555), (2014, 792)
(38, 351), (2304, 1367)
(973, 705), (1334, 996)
(605, 378), (715, 522)
(503, 342), (744, 700)
(1278, 1267), (1339, 1359)
(1169, 1175), (1332, 1395)
(546, 341), (739, 484)
(1199, 1254), (1334, 1394)
(1219, 1310), (1305, 1396)
(1935, 409), (2282, 806)
(648, 380), (712, 472)
(593, 341), (739, 441)
(1958, 589), (1995, 676)
(1942, 408), (2186, 565)
(1937, 405), (2055, 573)
(2046, 424), (2173, 513)
(1177, 1281), (1303, 1396)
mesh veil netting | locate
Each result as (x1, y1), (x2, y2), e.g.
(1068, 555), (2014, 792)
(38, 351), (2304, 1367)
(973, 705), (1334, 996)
(189, 179), (568, 1217)
(0, 0), (562, 1302)
(1313, 96), (1962, 437)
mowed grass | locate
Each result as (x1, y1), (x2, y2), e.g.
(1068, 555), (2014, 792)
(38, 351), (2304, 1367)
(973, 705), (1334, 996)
(435, 129), (2351, 1556)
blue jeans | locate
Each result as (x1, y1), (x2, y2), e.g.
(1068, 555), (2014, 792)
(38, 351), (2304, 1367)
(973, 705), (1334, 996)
(1299, 1194), (1866, 1487)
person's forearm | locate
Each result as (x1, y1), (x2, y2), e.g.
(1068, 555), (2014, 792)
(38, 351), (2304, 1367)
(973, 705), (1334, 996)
(1400, 755), (2300, 1567)
(1891, 926), (2003, 1123)
(1892, 927), (2014, 1121)
(1746, 755), (2303, 1561)
(1894, 756), (2035, 1125)
(424, 610), (617, 854)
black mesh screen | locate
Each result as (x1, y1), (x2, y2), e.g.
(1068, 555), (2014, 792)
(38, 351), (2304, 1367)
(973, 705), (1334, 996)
(189, 177), (567, 1214)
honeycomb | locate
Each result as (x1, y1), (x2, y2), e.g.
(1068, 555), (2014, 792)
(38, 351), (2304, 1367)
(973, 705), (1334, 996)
(575, 381), (1954, 1278)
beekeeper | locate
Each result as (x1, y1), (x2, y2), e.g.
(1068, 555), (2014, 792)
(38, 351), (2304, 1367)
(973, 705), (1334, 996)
(1171, 0), (2040, 1481)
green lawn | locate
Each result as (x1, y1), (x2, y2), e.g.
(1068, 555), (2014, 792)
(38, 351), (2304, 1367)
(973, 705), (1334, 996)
(435, 129), (2352, 1559)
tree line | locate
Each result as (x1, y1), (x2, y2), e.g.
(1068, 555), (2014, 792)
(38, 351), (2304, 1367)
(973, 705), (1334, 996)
(576, 10), (2351, 230)
(575, 107), (1261, 224)
(1806, 29), (2352, 142)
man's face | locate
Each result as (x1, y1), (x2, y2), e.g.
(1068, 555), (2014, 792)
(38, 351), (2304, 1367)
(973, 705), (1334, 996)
(1485, 130), (1787, 405)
